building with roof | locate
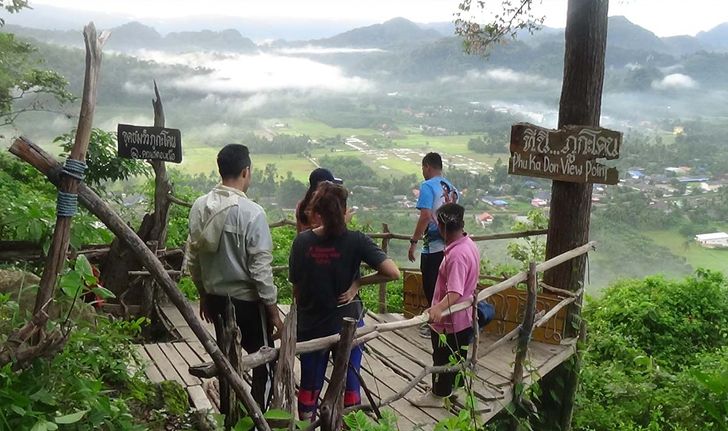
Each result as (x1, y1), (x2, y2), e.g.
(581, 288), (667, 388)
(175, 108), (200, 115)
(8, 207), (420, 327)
(695, 232), (728, 248)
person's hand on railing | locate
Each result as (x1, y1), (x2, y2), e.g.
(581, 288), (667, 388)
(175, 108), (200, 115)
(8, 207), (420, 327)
(426, 304), (445, 324)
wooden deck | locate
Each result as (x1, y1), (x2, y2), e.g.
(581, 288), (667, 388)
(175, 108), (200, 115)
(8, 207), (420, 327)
(137, 303), (576, 429)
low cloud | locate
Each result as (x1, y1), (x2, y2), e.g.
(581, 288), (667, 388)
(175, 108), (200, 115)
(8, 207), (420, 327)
(275, 46), (386, 55)
(131, 50), (374, 94)
(123, 81), (153, 95)
(441, 68), (556, 87)
(652, 73), (697, 90)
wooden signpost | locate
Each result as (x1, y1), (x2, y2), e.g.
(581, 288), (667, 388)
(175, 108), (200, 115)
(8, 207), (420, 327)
(508, 122), (621, 185)
(117, 124), (182, 163)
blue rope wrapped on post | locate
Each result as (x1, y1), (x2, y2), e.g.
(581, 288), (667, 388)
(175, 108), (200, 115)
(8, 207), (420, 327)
(55, 158), (87, 217)
(62, 159), (87, 181)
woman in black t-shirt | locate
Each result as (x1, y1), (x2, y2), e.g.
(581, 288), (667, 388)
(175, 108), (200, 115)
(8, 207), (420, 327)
(289, 182), (399, 422)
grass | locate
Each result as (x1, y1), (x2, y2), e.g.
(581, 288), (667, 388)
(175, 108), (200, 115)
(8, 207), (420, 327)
(646, 229), (728, 273)
(180, 147), (316, 181)
(271, 118), (380, 138)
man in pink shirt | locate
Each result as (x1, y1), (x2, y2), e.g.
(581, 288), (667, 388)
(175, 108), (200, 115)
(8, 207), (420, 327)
(411, 202), (480, 407)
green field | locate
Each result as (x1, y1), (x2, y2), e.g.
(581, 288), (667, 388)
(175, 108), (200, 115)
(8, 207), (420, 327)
(647, 229), (728, 273)
(180, 147), (317, 181)
(271, 118), (380, 138)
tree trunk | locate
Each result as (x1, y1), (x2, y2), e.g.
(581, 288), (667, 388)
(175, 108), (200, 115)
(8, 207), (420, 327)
(541, 0), (609, 429)
(101, 82), (173, 303)
(33, 24), (108, 318)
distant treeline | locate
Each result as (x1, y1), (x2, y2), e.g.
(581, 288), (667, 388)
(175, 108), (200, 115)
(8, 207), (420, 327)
(240, 133), (312, 154)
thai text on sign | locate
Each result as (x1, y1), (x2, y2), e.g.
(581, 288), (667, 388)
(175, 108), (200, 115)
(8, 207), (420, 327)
(117, 124), (182, 163)
(508, 122), (621, 184)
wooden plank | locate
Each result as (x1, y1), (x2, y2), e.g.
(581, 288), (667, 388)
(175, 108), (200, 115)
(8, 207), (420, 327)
(188, 339), (213, 363)
(137, 345), (164, 383)
(159, 342), (201, 386)
(145, 343), (185, 385)
(359, 348), (445, 426)
(371, 313), (510, 399)
(173, 341), (205, 368)
(188, 384), (214, 411)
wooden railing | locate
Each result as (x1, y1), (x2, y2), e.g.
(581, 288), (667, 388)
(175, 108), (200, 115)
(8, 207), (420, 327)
(191, 240), (595, 429)
(264, 218), (549, 313)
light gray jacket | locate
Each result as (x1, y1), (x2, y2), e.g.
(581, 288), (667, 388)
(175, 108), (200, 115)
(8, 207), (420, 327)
(187, 185), (276, 304)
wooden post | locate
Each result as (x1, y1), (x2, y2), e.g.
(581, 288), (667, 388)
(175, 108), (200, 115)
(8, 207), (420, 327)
(378, 223), (390, 313)
(319, 317), (357, 431)
(271, 303), (298, 430)
(8, 138), (272, 431)
(542, 0), (609, 428)
(148, 81), (172, 246)
(218, 297), (243, 429)
(510, 262), (537, 430)
(141, 240), (158, 318)
(33, 24), (108, 319)
(100, 82), (173, 299)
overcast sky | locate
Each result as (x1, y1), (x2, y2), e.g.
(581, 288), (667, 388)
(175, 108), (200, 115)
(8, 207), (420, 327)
(23, 0), (728, 37)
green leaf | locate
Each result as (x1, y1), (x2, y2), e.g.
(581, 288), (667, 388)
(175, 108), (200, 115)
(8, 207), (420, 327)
(91, 286), (116, 299)
(29, 388), (56, 406)
(60, 271), (83, 298)
(233, 417), (254, 431)
(10, 405), (25, 415)
(264, 409), (292, 420)
(55, 410), (88, 424)
(30, 420), (58, 431)
(75, 254), (93, 278)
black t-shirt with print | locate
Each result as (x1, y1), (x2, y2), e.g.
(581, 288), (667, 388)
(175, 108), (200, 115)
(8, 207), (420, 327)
(289, 229), (387, 341)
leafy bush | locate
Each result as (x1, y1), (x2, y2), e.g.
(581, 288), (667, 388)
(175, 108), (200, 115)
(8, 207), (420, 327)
(57, 129), (149, 189)
(573, 270), (728, 430)
(0, 153), (112, 252)
(585, 269), (728, 368)
(0, 312), (150, 430)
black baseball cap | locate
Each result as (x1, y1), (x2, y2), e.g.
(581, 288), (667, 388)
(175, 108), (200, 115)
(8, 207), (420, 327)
(309, 168), (343, 187)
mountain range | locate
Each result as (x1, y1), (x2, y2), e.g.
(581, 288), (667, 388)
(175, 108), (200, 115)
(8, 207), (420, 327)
(5, 15), (728, 55)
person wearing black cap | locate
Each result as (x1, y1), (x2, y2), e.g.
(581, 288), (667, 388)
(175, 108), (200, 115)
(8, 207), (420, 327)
(295, 168), (343, 233)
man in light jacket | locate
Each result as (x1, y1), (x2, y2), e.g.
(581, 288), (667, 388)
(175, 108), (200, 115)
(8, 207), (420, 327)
(188, 143), (283, 410)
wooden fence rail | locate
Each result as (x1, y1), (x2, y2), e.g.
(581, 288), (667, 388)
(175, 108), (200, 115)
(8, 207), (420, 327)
(195, 241), (595, 373)
(262, 219), (548, 313)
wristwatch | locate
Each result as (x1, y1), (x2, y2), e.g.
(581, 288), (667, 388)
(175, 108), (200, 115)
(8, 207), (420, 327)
(409, 238), (418, 245)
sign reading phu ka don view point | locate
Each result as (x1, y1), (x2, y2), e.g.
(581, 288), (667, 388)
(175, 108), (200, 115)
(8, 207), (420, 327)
(117, 124), (182, 163)
(508, 122), (621, 185)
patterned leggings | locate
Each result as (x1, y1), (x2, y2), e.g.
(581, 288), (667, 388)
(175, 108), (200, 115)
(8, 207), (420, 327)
(297, 319), (364, 422)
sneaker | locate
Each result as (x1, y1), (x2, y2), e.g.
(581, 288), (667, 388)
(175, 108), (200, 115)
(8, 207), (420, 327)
(410, 390), (446, 408)
(418, 323), (431, 339)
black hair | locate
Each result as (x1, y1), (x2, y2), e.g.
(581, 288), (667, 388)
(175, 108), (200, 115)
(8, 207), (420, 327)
(217, 144), (251, 180)
(309, 182), (348, 239)
(422, 152), (443, 170)
(297, 187), (316, 228)
(436, 203), (465, 233)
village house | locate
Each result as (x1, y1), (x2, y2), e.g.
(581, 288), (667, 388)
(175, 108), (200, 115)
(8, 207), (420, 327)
(475, 211), (494, 227)
(695, 232), (728, 248)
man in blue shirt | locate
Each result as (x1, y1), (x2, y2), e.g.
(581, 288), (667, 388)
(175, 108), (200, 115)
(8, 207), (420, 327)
(408, 152), (458, 338)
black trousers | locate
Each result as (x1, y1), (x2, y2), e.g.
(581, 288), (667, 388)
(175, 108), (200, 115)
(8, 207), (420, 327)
(430, 327), (474, 397)
(420, 251), (444, 306)
(206, 294), (275, 410)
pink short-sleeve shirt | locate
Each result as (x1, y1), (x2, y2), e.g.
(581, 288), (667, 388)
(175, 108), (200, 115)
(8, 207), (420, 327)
(430, 234), (481, 334)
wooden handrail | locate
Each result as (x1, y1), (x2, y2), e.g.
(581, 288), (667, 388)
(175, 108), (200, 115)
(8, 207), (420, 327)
(266, 218), (547, 244)
(230, 241), (595, 371)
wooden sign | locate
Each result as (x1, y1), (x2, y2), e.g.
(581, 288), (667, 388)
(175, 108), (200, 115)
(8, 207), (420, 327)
(117, 124), (182, 163)
(508, 122), (621, 184)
